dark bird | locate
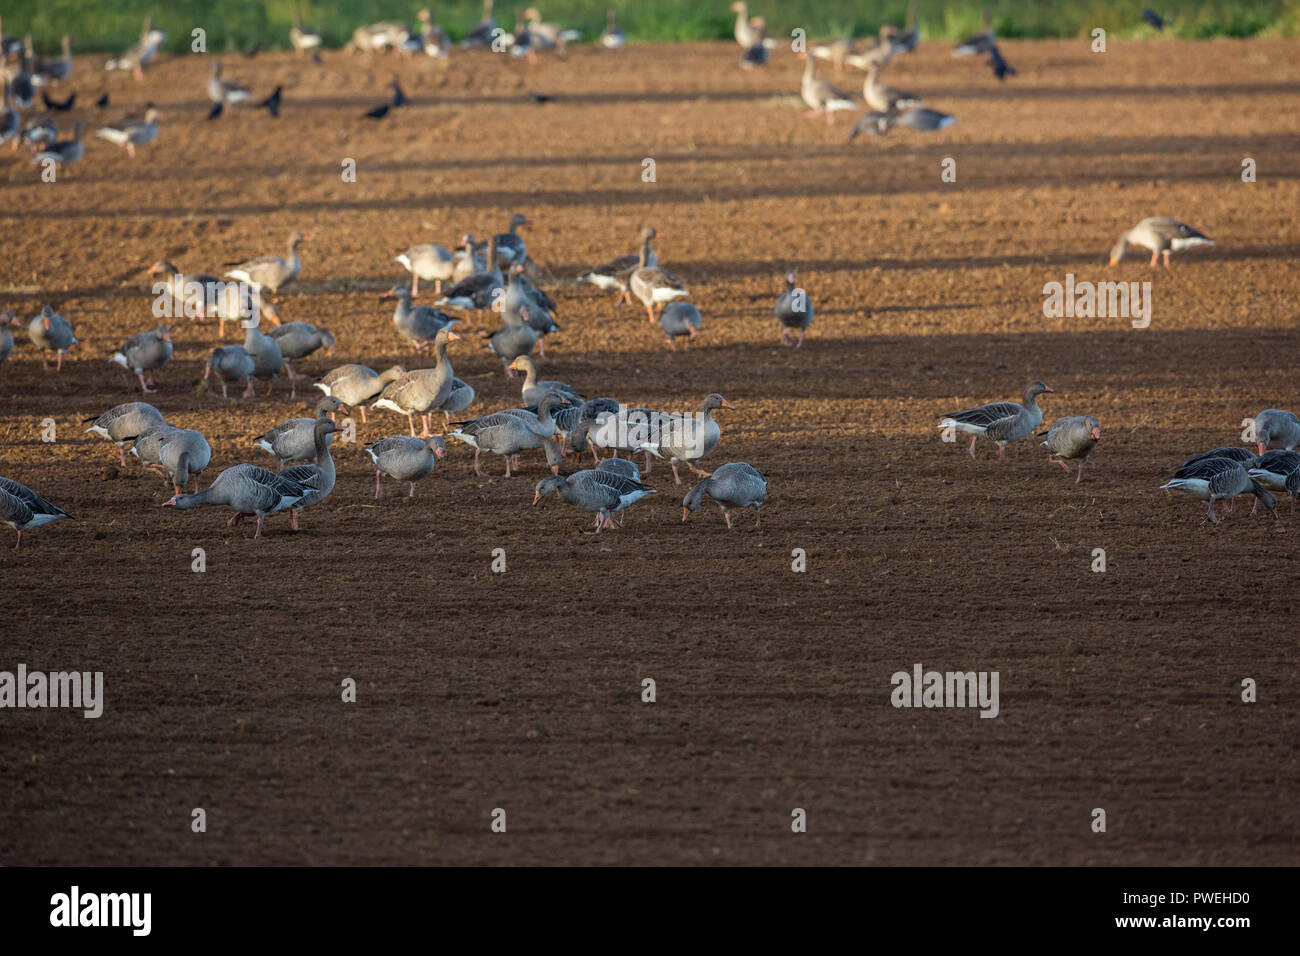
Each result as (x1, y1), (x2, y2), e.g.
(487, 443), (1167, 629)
(207, 101), (224, 120)
(528, 92), (552, 105)
(95, 92), (110, 109)
(244, 42), (260, 58)
(1143, 9), (1165, 30)
(989, 45), (1015, 80)
(364, 103), (390, 120)
(391, 78), (407, 107)
(260, 85), (282, 118)
(42, 91), (76, 112)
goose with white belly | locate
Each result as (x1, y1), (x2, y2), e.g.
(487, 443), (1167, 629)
(939, 381), (1054, 459)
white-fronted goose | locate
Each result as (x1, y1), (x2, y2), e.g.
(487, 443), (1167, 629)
(660, 302), (701, 349)
(255, 396), (348, 467)
(278, 418), (339, 530)
(370, 327), (458, 437)
(94, 106), (159, 158)
(32, 119), (82, 167)
(509, 355), (582, 406)
(226, 231), (309, 295)
(1, 476), (72, 548)
(682, 461), (767, 528)
(578, 226), (657, 304)
(386, 284), (455, 352)
(1040, 415), (1101, 483)
(1161, 457), (1276, 524)
(367, 435), (445, 498)
(111, 325), (172, 393)
(939, 381), (1054, 459)
(450, 392), (566, 478)
(84, 401), (166, 466)
(437, 236), (503, 325)
(396, 243), (455, 297)
(205, 346), (256, 399)
(533, 468), (655, 533)
(774, 269), (813, 347)
(1109, 218), (1213, 268)
(601, 8), (626, 50)
(863, 63), (921, 113)
(27, 305), (76, 370)
(849, 106), (956, 141)
(243, 321), (284, 396)
(164, 463), (316, 538)
(1250, 408), (1300, 454)
(269, 321), (335, 380)
(640, 393), (733, 484)
(316, 363), (406, 423)
(800, 56), (856, 125)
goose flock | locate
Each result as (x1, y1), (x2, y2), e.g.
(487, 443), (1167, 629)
(0, 5), (1278, 549)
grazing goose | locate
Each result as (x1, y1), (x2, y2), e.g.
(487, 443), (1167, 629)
(437, 237), (503, 325)
(774, 269), (814, 347)
(1109, 218), (1213, 268)
(597, 456), (640, 481)
(461, 0), (498, 48)
(370, 327), (458, 437)
(524, 8), (580, 54)
(451, 392), (566, 478)
(386, 285), (455, 352)
(1040, 415), (1101, 483)
(106, 16), (163, 80)
(367, 435), (445, 498)
(94, 106), (159, 158)
(953, 8), (995, 56)
(84, 402), (167, 466)
(27, 306), (76, 371)
(269, 322), (335, 380)
(0, 311), (15, 364)
(863, 63), (921, 113)
(438, 377), (476, 423)
(601, 8), (626, 50)
(127, 423), (182, 470)
(572, 405), (670, 469)
(800, 55), (857, 125)
(849, 105), (956, 141)
(660, 302), (702, 349)
(939, 381), (1054, 459)
(578, 226), (657, 304)
(316, 364), (406, 423)
(111, 325), (172, 393)
(487, 312), (539, 374)
(0, 476), (72, 548)
(0, 80), (19, 150)
(1248, 451), (1300, 513)
(278, 418), (339, 530)
(32, 119), (82, 167)
(682, 461), (767, 529)
(1161, 457), (1275, 524)
(205, 345), (256, 399)
(154, 429), (212, 496)
(255, 396), (348, 467)
(290, 8), (322, 52)
(533, 469), (655, 533)
(629, 242), (690, 325)
(147, 260), (225, 325)
(348, 21), (412, 53)
(541, 397), (620, 455)
(163, 463), (316, 538)
(510, 355), (582, 406)
(1250, 408), (1300, 455)
(843, 26), (903, 70)
(243, 321), (284, 396)
(396, 243), (456, 297)
(1179, 446), (1258, 471)
(226, 231), (309, 296)
(640, 393), (733, 484)
(207, 61), (253, 108)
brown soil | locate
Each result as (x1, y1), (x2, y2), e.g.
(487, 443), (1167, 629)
(2, 39), (1299, 865)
